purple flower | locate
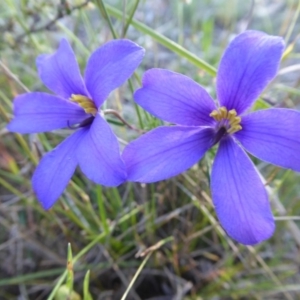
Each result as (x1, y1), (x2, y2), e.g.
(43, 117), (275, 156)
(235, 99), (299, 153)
(8, 39), (144, 209)
(122, 30), (300, 245)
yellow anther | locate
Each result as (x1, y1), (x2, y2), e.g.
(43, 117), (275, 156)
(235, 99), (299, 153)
(229, 116), (241, 126)
(80, 102), (96, 110)
(227, 125), (242, 134)
(70, 94), (97, 116)
(71, 94), (90, 103)
(85, 108), (98, 115)
(227, 109), (237, 122)
(219, 106), (228, 119)
(209, 107), (242, 135)
(209, 110), (220, 121)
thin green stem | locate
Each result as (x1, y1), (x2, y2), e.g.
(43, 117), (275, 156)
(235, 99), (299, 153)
(0, 269), (65, 286)
(94, 0), (145, 130)
(128, 79), (144, 129)
(47, 232), (107, 300)
(96, 185), (110, 234)
(120, 236), (174, 300)
(120, 253), (151, 300)
(285, 0), (300, 43)
(122, 0), (140, 37)
(0, 177), (26, 199)
(105, 4), (217, 76)
(94, 0), (118, 39)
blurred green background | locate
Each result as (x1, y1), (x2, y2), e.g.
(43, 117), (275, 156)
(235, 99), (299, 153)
(1, 0), (300, 299)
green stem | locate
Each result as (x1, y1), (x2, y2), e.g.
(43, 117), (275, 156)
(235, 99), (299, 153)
(0, 177), (25, 199)
(96, 185), (110, 234)
(105, 4), (217, 76)
(94, 0), (145, 130)
(128, 79), (144, 129)
(120, 253), (151, 300)
(122, 0), (140, 37)
(47, 232), (107, 300)
(120, 236), (173, 300)
(94, 0), (118, 39)
(285, 0), (300, 43)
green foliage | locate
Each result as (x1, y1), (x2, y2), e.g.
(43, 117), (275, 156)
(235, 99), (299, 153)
(1, 0), (300, 299)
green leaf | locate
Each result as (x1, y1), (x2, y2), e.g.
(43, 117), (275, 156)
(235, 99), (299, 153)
(83, 270), (93, 300)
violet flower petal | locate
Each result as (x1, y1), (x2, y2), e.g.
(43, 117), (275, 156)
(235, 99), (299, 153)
(217, 31), (284, 114)
(36, 39), (89, 99)
(32, 129), (86, 210)
(134, 68), (217, 126)
(7, 92), (87, 133)
(76, 114), (126, 186)
(211, 137), (274, 245)
(123, 126), (214, 182)
(235, 108), (300, 172)
(85, 39), (145, 108)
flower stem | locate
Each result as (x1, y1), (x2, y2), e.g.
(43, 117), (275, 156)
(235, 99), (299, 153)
(105, 4), (217, 76)
(94, 0), (118, 39)
(103, 109), (144, 133)
(121, 236), (173, 300)
(122, 0), (140, 37)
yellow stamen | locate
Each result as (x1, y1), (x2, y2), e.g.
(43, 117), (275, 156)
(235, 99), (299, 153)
(229, 116), (241, 127)
(219, 106), (228, 119)
(71, 94), (89, 103)
(227, 125), (242, 134)
(227, 109), (237, 122)
(209, 107), (242, 134)
(209, 110), (221, 121)
(70, 94), (97, 116)
(84, 108), (98, 115)
(80, 102), (96, 110)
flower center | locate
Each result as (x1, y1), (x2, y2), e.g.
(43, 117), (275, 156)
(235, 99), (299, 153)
(70, 94), (97, 116)
(209, 106), (242, 134)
